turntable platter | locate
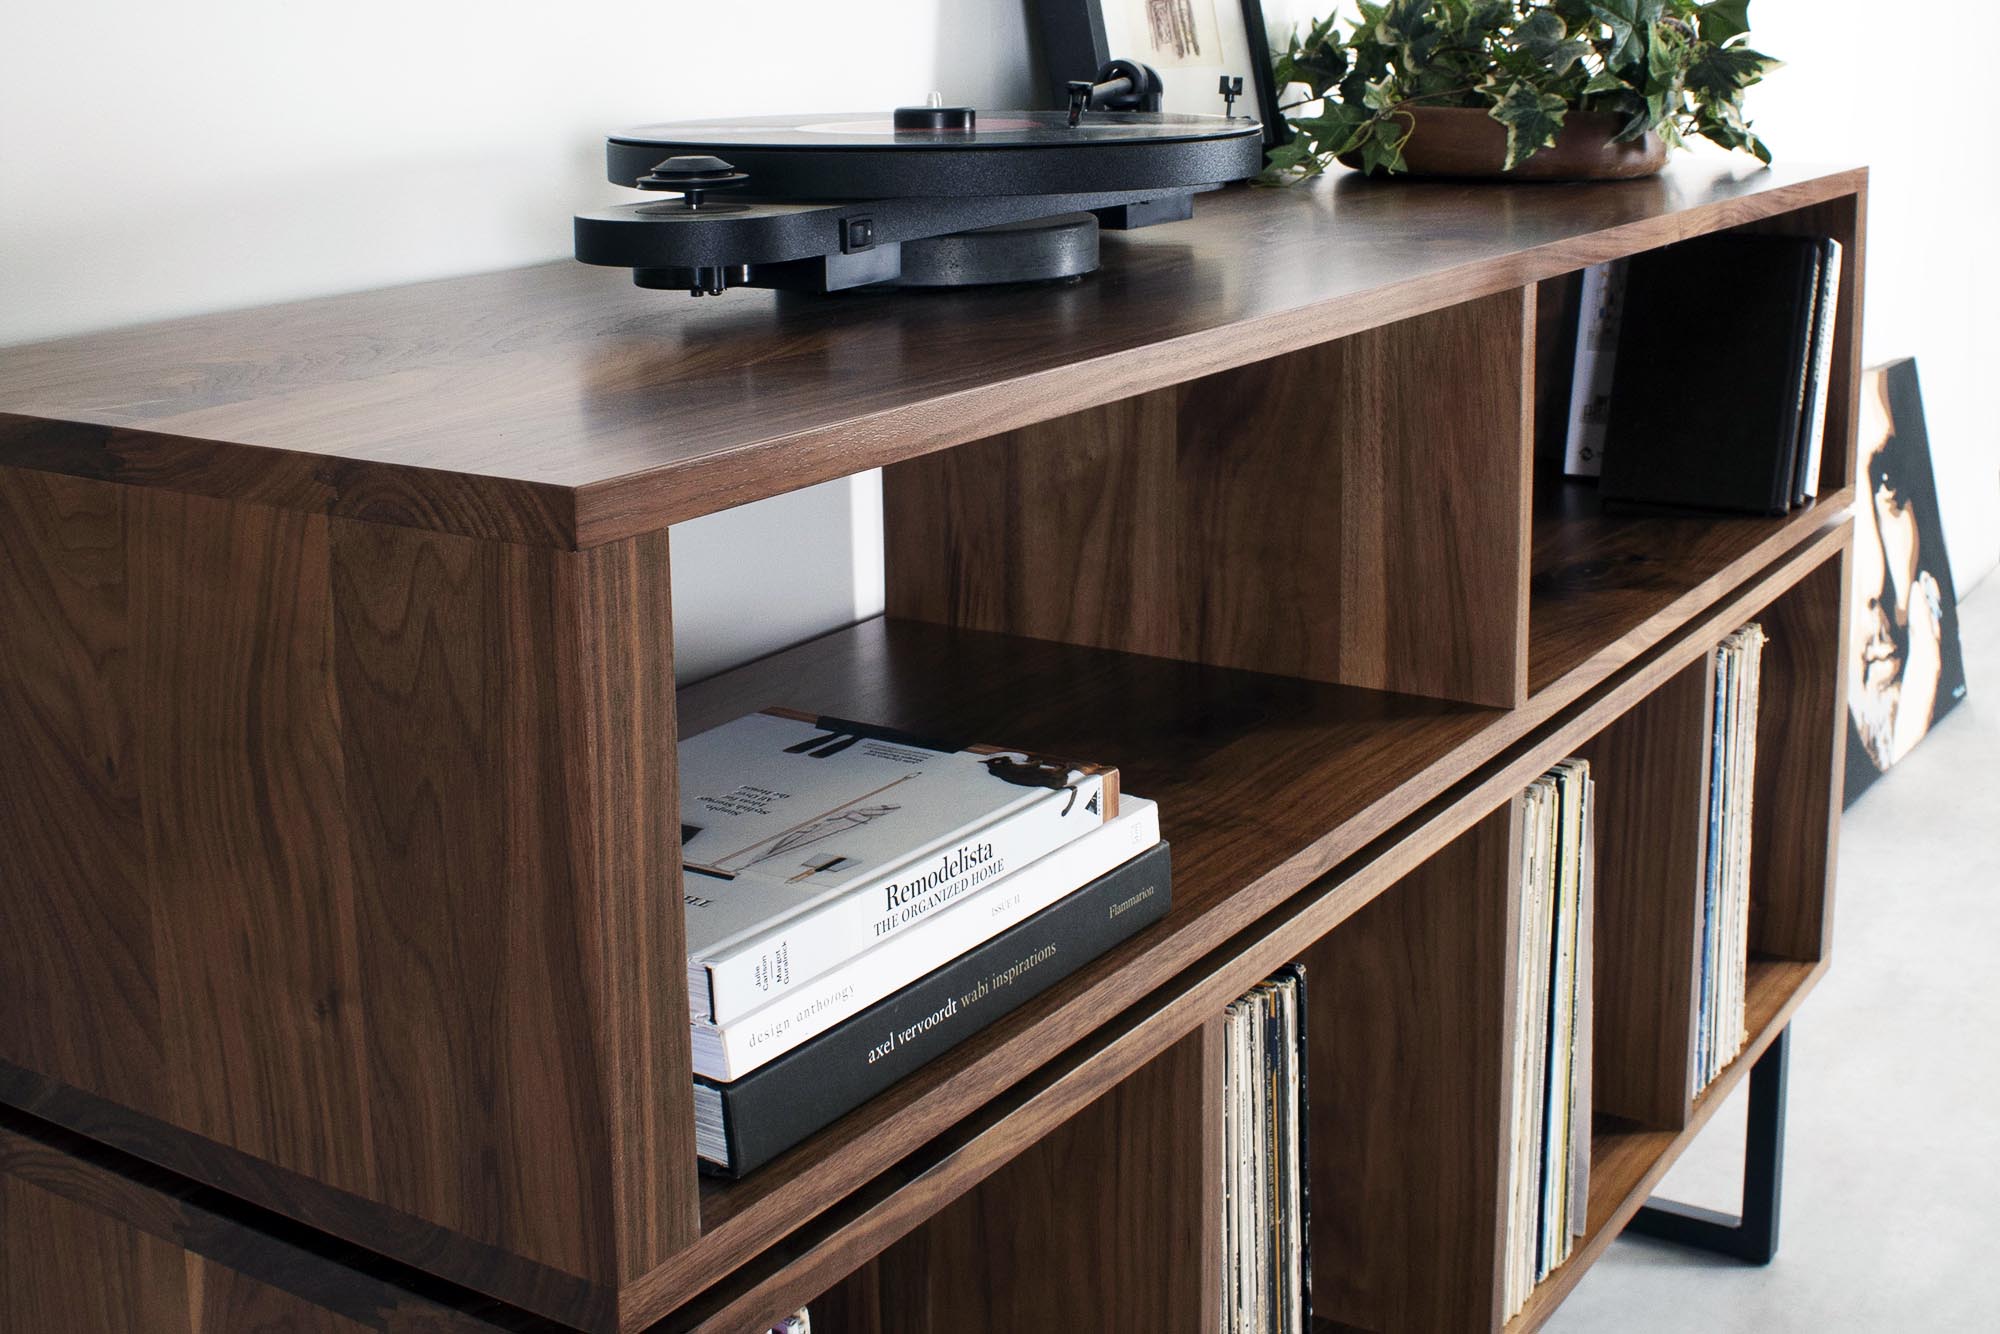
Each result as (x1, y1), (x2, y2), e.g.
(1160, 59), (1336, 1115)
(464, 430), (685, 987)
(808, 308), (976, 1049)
(607, 110), (1262, 199)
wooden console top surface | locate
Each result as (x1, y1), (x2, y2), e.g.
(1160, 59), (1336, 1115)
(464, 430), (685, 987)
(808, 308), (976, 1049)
(0, 162), (1862, 549)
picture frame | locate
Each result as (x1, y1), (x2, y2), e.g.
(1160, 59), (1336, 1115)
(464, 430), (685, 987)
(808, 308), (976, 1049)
(1036, 0), (1291, 151)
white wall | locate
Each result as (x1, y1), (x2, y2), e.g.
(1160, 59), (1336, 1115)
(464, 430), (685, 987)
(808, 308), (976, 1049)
(0, 0), (1035, 681)
(6, 3), (1994, 685)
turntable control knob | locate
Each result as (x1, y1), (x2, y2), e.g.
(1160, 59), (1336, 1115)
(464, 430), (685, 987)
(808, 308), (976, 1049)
(634, 155), (749, 210)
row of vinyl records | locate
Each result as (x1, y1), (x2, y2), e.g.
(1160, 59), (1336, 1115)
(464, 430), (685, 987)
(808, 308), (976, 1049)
(680, 707), (1170, 1176)
(1557, 232), (1843, 517)
(1698, 625), (1768, 1091)
(1502, 623), (1768, 1318)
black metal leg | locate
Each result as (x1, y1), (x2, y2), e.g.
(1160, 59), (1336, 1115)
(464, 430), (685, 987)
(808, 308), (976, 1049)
(1624, 1024), (1789, 1264)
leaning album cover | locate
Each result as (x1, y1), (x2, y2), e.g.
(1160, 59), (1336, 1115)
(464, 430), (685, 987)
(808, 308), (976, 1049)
(1845, 358), (1968, 805)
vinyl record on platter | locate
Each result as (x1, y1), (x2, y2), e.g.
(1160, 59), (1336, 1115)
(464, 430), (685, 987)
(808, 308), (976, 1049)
(605, 110), (1264, 199)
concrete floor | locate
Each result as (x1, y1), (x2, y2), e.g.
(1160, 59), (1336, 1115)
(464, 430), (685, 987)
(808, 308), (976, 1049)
(1548, 583), (2000, 1332)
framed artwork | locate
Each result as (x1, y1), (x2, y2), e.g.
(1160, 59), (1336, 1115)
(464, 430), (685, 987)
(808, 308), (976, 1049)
(1844, 357), (1969, 806)
(1036, 0), (1290, 150)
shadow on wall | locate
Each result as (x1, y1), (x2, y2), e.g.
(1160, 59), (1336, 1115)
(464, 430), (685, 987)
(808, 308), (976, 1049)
(670, 475), (869, 685)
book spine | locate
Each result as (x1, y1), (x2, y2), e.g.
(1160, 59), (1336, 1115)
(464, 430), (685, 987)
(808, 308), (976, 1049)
(703, 841), (1171, 1177)
(1798, 240), (1843, 501)
(693, 800), (1161, 1080)
(1562, 260), (1625, 478)
(698, 771), (1109, 1023)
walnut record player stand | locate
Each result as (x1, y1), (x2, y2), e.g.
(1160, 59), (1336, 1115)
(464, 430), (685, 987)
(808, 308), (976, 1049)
(0, 160), (1864, 1333)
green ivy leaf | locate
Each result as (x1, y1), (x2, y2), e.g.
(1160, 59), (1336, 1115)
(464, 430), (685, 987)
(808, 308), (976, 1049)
(1685, 44), (1778, 101)
(1357, 113), (1414, 174)
(1297, 102), (1378, 156)
(1513, 8), (1570, 58)
(1488, 80), (1570, 169)
(1590, 0), (1665, 67)
(1698, 0), (1754, 45)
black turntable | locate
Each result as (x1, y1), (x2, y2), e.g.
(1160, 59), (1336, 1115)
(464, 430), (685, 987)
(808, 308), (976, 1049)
(573, 75), (1262, 297)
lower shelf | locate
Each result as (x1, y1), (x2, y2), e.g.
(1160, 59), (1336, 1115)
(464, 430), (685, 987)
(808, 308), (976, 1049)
(1504, 958), (1823, 1334)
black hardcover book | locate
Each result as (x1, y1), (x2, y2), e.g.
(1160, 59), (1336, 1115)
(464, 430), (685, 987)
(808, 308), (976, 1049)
(1599, 234), (1825, 516)
(696, 841), (1172, 1177)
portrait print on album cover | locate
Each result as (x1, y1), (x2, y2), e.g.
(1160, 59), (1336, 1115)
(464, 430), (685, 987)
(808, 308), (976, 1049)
(1844, 358), (1967, 806)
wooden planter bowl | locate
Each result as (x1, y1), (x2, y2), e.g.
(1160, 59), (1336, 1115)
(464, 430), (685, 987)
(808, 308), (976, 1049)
(1339, 105), (1669, 181)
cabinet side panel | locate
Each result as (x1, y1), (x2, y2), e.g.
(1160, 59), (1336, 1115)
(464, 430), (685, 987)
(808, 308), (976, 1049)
(133, 489), (375, 1197)
(1576, 657), (1710, 1130)
(0, 475), (690, 1323)
(815, 1025), (1215, 1334)
(1302, 802), (1517, 1334)
(327, 518), (619, 1283)
(0, 468), (165, 1117)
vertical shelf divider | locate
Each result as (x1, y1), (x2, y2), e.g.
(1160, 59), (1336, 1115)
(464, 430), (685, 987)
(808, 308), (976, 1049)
(882, 288), (1536, 708)
(1300, 802), (1520, 1333)
(1749, 550), (1852, 964)
(1575, 657), (1713, 1131)
(812, 1021), (1223, 1334)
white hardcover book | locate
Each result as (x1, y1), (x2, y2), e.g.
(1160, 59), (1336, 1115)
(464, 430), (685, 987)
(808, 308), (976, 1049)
(680, 709), (1116, 1023)
(1798, 241), (1844, 500)
(689, 798), (1161, 1081)
(1563, 261), (1629, 478)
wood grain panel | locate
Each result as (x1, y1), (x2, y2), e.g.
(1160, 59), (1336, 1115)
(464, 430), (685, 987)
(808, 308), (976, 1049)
(134, 489), (373, 1195)
(880, 392), (1179, 651)
(815, 1023), (1218, 1334)
(1529, 476), (1852, 697)
(326, 519), (620, 1291)
(2, 1155), (195, 1334)
(0, 468), (164, 1117)
(1293, 287), (1531, 705)
(887, 289), (1532, 707)
(0, 473), (695, 1328)
(0, 1111), (530, 1332)
(1748, 544), (1849, 962)
(1301, 803), (1517, 1334)
(0, 166), (1865, 545)
(562, 530), (696, 1289)
(1575, 657), (1710, 1130)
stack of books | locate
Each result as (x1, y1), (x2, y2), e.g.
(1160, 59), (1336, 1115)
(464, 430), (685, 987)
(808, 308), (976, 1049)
(1503, 759), (1595, 1321)
(1697, 625), (1768, 1092)
(1559, 234), (1844, 515)
(680, 708), (1171, 1177)
(1221, 967), (1309, 1334)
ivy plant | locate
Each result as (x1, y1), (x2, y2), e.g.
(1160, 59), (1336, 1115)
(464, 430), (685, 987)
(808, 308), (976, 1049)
(1265, 1), (1778, 178)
